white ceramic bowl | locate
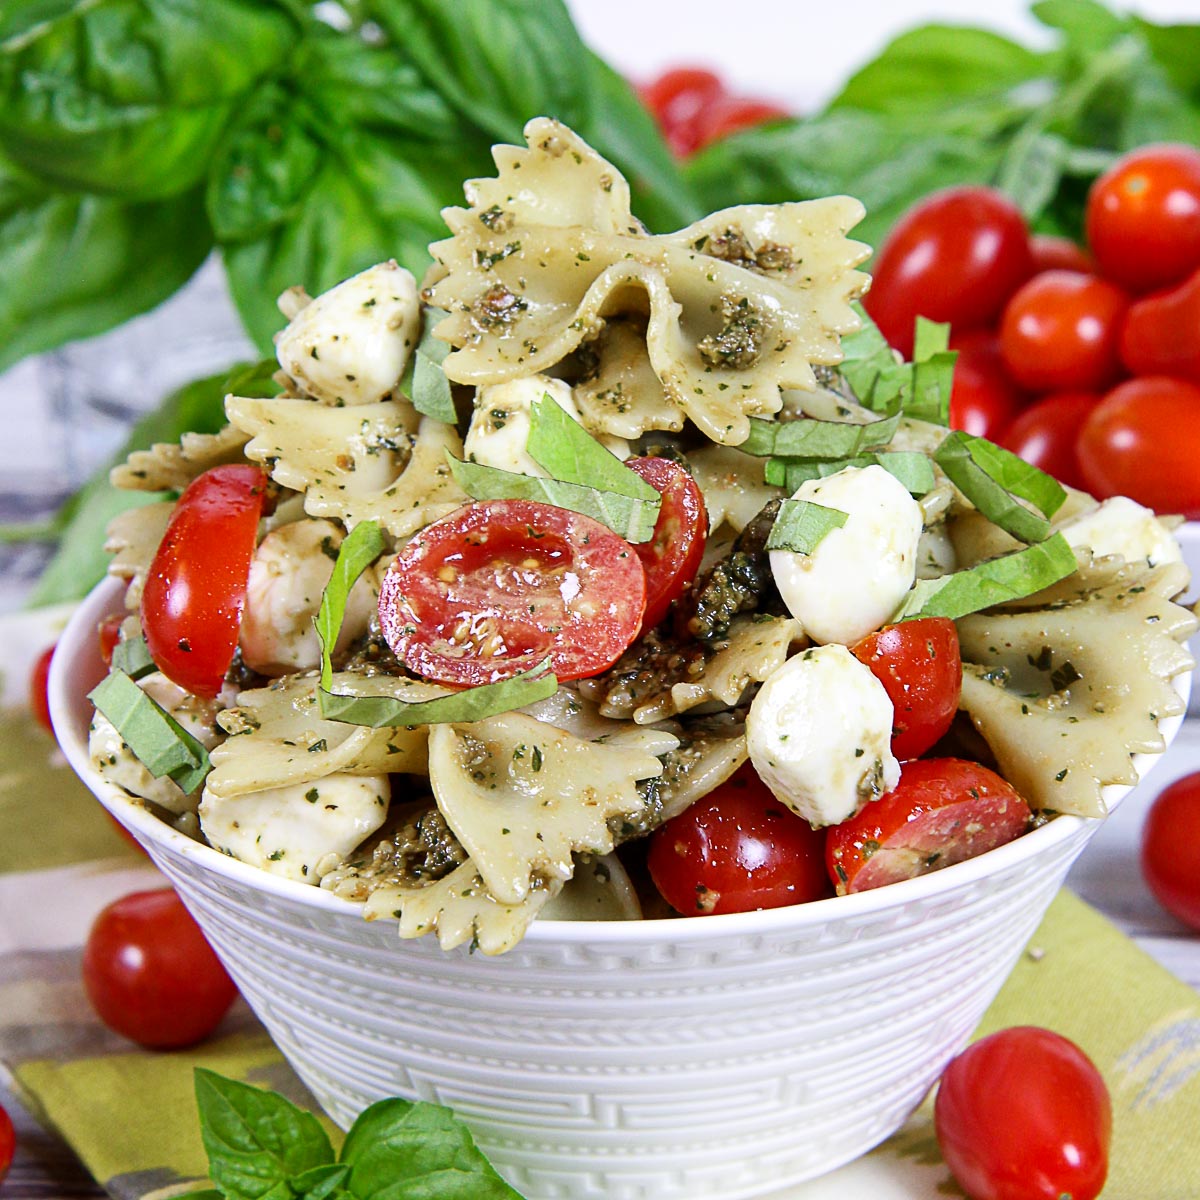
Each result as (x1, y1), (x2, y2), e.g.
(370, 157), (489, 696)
(50, 578), (1189, 1200)
(1176, 521), (1200, 715)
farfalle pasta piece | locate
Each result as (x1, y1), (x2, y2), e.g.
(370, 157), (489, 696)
(227, 394), (467, 540)
(956, 559), (1196, 816)
(423, 118), (870, 445)
(111, 424), (251, 492)
(427, 712), (661, 904)
(104, 500), (173, 608)
(689, 443), (784, 533)
(208, 671), (435, 799)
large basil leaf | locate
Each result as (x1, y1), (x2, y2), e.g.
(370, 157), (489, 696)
(0, 0), (301, 199)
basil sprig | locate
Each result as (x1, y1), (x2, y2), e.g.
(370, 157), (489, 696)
(742, 405), (902, 460)
(765, 500), (849, 554)
(110, 635), (157, 681)
(315, 520), (386, 690)
(764, 450), (935, 496)
(402, 307), (456, 424)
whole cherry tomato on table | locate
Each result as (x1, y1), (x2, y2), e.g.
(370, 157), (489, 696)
(647, 763), (832, 915)
(826, 758), (1031, 895)
(864, 187), (1033, 358)
(851, 617), (961, 761)
(639, 67), (725, 156)
(1119, 265), (1200, 385)
(948, 329), (1026, 441)
(82, 888), (238, 1049)
(691, 95), (788, 152)
(1000, 391), (1100, 493)
(140, 464), (268, 698)
(999, 270), (1128, 393)
(1086, 143), (1200, 293)
(935, 1026), (1111, 1200)
(1141, 771), (1200, 931)
(1028, 233), (1093, 275)
(1077, 376), (1200, 518)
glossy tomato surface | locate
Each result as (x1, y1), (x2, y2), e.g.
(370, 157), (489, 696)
(948, 329), (1025, 440)
(1086, 143), (1200, 293)
(29, 643), (54, 734)
(82, 889), (238, 1049)
(865, 186), (1033, 357)
(0, 1102), (12, 1183)
(379, 499), (646, 685)
(140, 464), (267, 697)
(1000, 391), (1100, 492)
(999, 270), (1128, 393)
(1077, 376), (1200, 518)
(851, 618), (961, 761)
(639, 67), (725, 156)
(826, 758), (1031, 895)
(935, 1026), (1111, 1200)
(1141, 771), (1200, 930)
(1119, 265), (1200, 385)
(647, 764), (832, 915)
(1028, 233), (1093, 275)
(626, 456), (708, 633)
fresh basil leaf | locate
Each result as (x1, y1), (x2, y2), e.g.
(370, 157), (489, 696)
(193, 1069), (335, 1200)
(741, 407), (901, 460)
(893, 533), (1078, 622)
(401, 308), (456, 424)
(293, 1164), (351, 1200)
(168, 1191), (224, 1200)
(0, 0), (300, 200)
(996, 131), (1074, 219)
(320, 660), (557, 728)
(908, 317), (956, 426)
(765, 451), (934, 496)
(89, 671), (211, 794)
(111, 636), (156, 682)
(1033, 0), (1130, 58)
(447, 456), (660, 544)
(1135, 16), (1200, 97)
(317, 521), (386, 690)
(764, 500), (848, 554)
(339, 1096), (524, 1200)
(935, 430), (1066, 543)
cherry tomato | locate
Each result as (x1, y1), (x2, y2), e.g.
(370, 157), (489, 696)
(1077, 376), (1200, 518)
(1119, 264), (1200, 386)
(851, 618), (962, 761)
(379, 499), (646, 685)
(864, 187), (1033, 358)
(0, 1102), (13, 1183)
(826, 758), (1031, 895)
(935, 1026), (1111, 1200)
(97, 614), (124, 667)
(639, 67), (725, 157)
(29, 643), (54, 734)
(141, 464), (267, 698)
(1141, 771), (1200, 931)
(1028, 233), (1093, 275)
(1000, 391), (1100, 493)
(1086, 143), (1200, 294)
(625, 457), (708, 634)
(948, 329), (1026, 441)
(999, 270), (1128, 393)
(692, 96), (789, 151)
(647, 764), (832, 915)
(82, 888), (238, 1049)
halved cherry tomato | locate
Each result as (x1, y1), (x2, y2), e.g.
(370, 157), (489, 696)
(625, 457), (708, 634)
(826, 758), (1031, 895)
(865, 187), (1033, 358)
(1028, 233), (1093, 275)
(1000, 391), (1100, 493)
(97, 614), (124, 667)
(82, 888), (238, 1049)
(1119, 265), (1200, 386)
(999, 271), (1128, 393)
(1077, 376), (1200, 518)
(1086, 143), (1200, 294)
(935, 1026), (1111, 1200)
(0, 1102), (12, 1183)
(140, 465), (267, 698)
(1140, 771), (1200, 931)
(639, 67), (725, 157)
(693, 96), (789, 151)
(29, 643), (55, 734)
(379, 499), (646, 685)
(647, 763), (832, 915)
(851, 618), (961, 761)
(948, 329), (1026, 441)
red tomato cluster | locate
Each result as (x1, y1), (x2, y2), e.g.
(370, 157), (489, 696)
(1141, 771), (1200, 931)
(639, 67), (788, 156)
(865, 144), (1200, 516)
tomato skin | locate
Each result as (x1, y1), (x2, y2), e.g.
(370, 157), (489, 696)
(1000, 391), (1100, 492)
(625, 457), (708, 634)
(97, 614), (124, 667)
(935, 1026), (1111, 1200)
(82, 889), (238, 1050)
(141, 465), (267, 698)
(1086, 143), (1200, 294)
(379, 499), (646, 685)
(1141, 771), (1200, 931)
(647, 764), (832, 915)
(850, 618), (961, 761)
(692, 96), (789, 151)
(1028, 233), (1093, 275)
(948, 329), (1025, 441)
(0, 1102), (12, 1182)
(29, 643), (55, 734)
(639, 67), (725, 156)
(865, 187), (1033, 358)
(1077, 376), (1200, 518)
(826, 759), (1031, 895)
(1119, 265), (1200, 386)
(999, 271), (1128, 393)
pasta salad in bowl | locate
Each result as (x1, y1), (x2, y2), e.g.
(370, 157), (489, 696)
(51, 119), (1195, 1199)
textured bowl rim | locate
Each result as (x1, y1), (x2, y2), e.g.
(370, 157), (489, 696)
(50, 575), (1191, 947)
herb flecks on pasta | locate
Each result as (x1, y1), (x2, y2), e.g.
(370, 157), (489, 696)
(423, 118), (870, 445)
